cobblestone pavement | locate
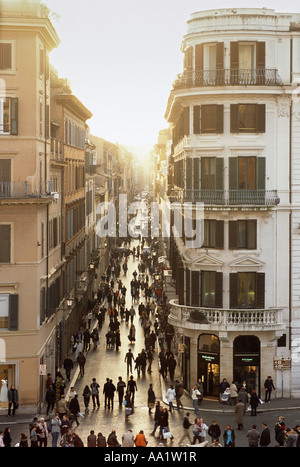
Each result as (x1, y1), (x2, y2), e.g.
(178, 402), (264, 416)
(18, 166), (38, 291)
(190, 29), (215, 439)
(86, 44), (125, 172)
(1, 240), (300, 448)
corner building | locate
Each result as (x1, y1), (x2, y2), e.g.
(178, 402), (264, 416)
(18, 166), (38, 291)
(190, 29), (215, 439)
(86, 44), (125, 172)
(164, 8), (300, 398)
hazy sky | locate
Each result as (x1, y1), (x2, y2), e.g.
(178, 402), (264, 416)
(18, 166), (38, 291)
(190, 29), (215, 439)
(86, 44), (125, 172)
(45, 0), (300, 157)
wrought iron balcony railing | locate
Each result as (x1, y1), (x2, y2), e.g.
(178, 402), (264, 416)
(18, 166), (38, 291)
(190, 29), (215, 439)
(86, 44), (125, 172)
(172, 68), (283, 89)
(0, 181), (54, 199)
(169, 189), (280, 206)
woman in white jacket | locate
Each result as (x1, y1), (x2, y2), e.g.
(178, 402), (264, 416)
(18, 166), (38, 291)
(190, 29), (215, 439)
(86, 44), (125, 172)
(166, 385), (176, 412)
(198, 418), (209, 443)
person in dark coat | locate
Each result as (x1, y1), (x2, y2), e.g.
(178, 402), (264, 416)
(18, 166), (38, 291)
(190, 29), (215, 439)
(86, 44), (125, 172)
(264, 376), (276, 402)
(259, 422), (271, 447)
(249, 389), (260, 416)
(7, 385), (18, 417)
(45, 385), (56, 415)
(69, 394), (81, 427)
(63, 355), (73, 382)
(158, 407), (169, 440)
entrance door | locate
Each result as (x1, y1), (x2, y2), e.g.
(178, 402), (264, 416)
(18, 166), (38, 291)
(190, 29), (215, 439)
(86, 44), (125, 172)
(198, 334), (220, 397)
(233, 335), (260, 396)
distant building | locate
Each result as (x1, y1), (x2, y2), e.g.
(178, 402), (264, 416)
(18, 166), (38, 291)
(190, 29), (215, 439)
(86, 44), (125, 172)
(163, 8), (300, 398)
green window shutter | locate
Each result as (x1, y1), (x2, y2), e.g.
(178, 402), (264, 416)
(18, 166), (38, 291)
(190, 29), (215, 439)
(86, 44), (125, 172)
(183, 107), (190, 137)
(256, 42), (265, 68)
(8, 294), (19, 331)
(0, 43), (12, 69)
(230, 104), (239, 133)
(215, 221), (224, 249)
(0, 225), (11, 263)
(256, 273), (265, 309)
(216, 42), (224, 69)
(0, 159), (11, 182)
(247, 220), (257, 249)
(191, 270), (200, 307)
(193, 105), (201, 134)
(195, 44), (203, 71)
(229, 157), (238, 190)
(193, 158), (200, 190)
(216, 105), (224, 133)
(10, 98), (18, 135)
(215, 272), (223, 308)
(256, 104), (266, 133)
(229, 221), (238, 249)
(256, 157), (266, 190)
(215, 158), (224, 191)
(230, 42), (239, 68)
(186, 269), (190, 306)
(229, 273), (238, 309)
(186, 157), (193, 190)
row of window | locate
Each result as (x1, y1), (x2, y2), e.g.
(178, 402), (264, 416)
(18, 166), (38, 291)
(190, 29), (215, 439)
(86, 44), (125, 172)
(174, 156), (266, 192)
(64, 118), (86, 149)
(182, 270), (265, 310)
(199, 219), (257, 250)
(173, 103), (266, 145)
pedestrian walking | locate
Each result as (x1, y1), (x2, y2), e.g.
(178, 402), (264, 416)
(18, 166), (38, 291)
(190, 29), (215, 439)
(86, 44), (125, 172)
(166, 384), (175, 412)
(249, 389), (260, 416)
(90, 378), (100, 409)
(247, 424), (260, 447)
(150, 402), (162, 436)
(229, 381), (238, 405)
(77, 352), (86, 377)
(29, 424), (39, 447)
(275, 415), (286, 446)
(147, 383), (156, 414)
(124, 348), (135, 373)
(3, 427), (12, 447)
(117, 376), (126, 406)
(82, 385), (91, 413)
(45, 385), (56, 415)
(127, 375), (137, 405)
(178, 412), (193, 446)
(191, 386), (201, 414)
(63, 355), (73, 382)
(264, 376), (276, 403)
(69, 394), (81, 427)
(174, 380), (184, 410)
(235, 398), (245, 430)
(37, 418), (49, 447)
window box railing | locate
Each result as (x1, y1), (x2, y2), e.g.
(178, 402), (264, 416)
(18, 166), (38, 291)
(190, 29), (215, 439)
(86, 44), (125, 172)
(0, 181), (54, 198)
(172, 68), (283, 90)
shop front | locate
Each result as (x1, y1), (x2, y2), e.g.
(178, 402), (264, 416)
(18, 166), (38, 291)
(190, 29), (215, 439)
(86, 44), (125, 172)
(233, 335), (260, 396)
(197, 333), (220, 397)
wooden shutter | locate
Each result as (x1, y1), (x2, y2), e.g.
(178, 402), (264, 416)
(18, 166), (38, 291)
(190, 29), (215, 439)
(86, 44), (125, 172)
(0, 159), (11, 181)
(215, 221), (224, 249)
(215, 158), (224, 191)
(230, 104), (239, 133)
(195, 44), (203, 71)
(183, 106), (190, 137)
(216, 105), (224, 133)
(177, 266), (185, 305)
(10, 98), (18, 135)
(256, 42), (265, 68)
(256, 157), (266, 190)
(229, 273), (238, 308)
(186, 157), (192, 190)
(0, 43), (12, 69)
(8, 294), (18, 331)
(0, 225), (11, 263)
(193, 158), (200, 191)
(230, 42), (239, 69)
(186, 269), (190, 306)
(216, 42), (224, 69)
(229, 157), (238, 190)
(256, 273), (265, 308)
(215, 272), (223, 308)
(229, 221), (238, 249)
(184, 46), (193, 70)
(193, 105), (201, 134)
(256, 104), (266, 133)
(191, 270), (200, 307)
(45, 104), (50, 140)
(247, 220), (257, 249)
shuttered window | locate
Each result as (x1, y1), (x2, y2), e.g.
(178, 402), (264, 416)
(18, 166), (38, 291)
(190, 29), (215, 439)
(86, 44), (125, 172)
(230, 104), (265, 133)
(229, 220), (257, 249)
(230, 272), (265, 309)
(0, 98), (18, 135)
(203, 220), (224, 249)
(0, 225), (11, 263)
(193, 105), (223, 134)
(201, 271), (223, 308)
(229, 157), (265, 191)
(0, 43), (12, 70)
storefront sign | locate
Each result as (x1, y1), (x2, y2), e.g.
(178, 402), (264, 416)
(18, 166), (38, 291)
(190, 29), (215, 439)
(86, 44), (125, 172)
(39, 364), (47, 376)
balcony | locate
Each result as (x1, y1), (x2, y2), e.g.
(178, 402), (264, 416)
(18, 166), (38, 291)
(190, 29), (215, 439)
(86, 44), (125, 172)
(169, 189), (280, 206)
(0, 181), (54, 199)
(169, 299), (284, 332)
(172, 68), (283, 90)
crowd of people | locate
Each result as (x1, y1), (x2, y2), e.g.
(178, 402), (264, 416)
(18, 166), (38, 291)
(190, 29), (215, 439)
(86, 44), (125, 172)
(1, 234), (299, 448)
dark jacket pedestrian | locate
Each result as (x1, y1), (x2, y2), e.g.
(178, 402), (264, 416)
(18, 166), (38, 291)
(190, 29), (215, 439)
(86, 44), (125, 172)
(45, 386), (56, 415)
(147, 384), (156, 413)
(208, 421), (221, 441)
(97, 432), (107, 447)
(249, 390), (260, 416)
(7, 385), (18, 417)
(247, 425), (260, 447)
(72, 433), (84, 447)
(69, 394), (80, 427)
(264, 376), (275, 402)
(107, 430), (120, 447)
(260, 423), (271, 447)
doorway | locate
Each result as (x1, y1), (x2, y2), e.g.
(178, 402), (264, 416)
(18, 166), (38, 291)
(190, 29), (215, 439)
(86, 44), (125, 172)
(197, 334), (220, 397)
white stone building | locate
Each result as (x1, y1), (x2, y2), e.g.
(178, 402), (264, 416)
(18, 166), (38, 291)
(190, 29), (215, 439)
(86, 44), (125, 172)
(163, 8), (300, 398)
